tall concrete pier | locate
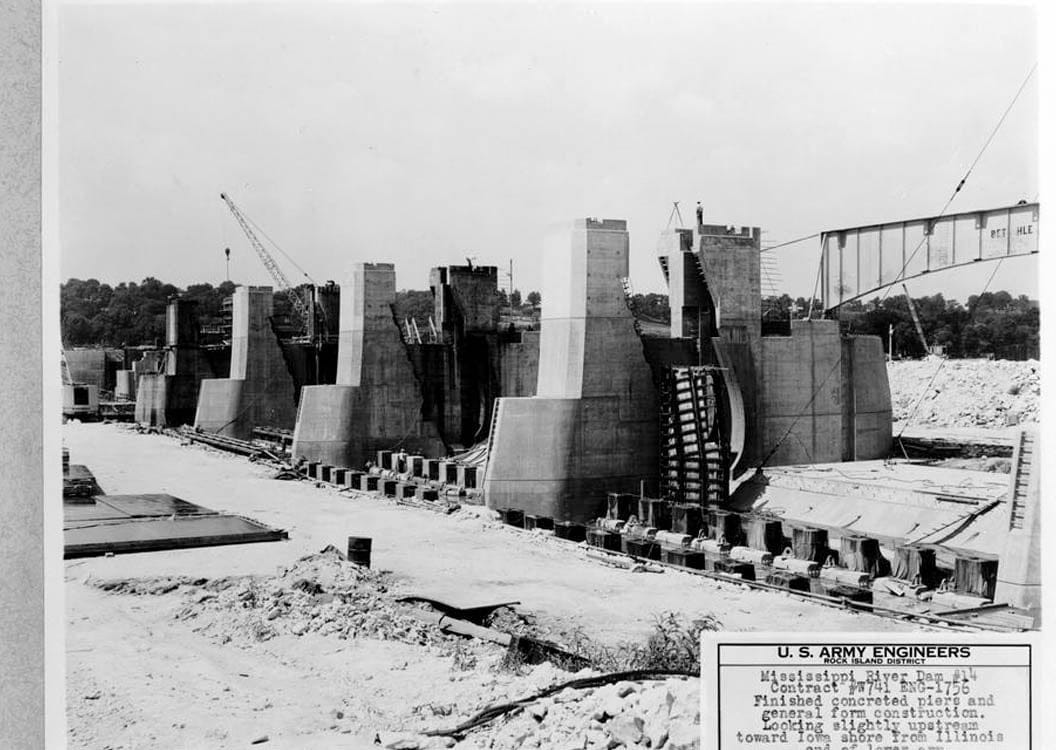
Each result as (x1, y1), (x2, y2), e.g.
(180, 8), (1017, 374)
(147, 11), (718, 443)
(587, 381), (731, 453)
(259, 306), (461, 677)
(194, 286), (297, 438)
(292, 263), (445, 468)
(657, 220), (891, 470)
(135, 298), (213, 427)
(484, 219), (658, 523)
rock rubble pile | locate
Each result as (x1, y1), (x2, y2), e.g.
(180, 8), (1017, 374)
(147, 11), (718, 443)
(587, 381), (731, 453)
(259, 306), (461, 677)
(464, 676), (700, 750)
(888, 358), (1039, 428)
(96, 547), (458, 650)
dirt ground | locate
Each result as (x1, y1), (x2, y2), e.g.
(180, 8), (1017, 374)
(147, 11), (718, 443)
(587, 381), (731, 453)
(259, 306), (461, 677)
(64, 422), (921, 749)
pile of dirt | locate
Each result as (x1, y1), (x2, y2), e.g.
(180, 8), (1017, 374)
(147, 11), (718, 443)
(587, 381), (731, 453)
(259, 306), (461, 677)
(94, 547), (460, 651)
(89, 549), (704, 748)
(888, 358), (1039, 428)
(462, 676), (700, 750)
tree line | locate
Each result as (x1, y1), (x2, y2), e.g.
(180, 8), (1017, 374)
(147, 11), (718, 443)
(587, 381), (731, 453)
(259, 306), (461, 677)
(631, 291), (1038, 360)
(61, 278), (544, 347)
(61, 278), (1038, 359)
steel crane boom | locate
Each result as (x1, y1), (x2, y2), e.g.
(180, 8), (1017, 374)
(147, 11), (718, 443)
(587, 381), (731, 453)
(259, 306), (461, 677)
(220, 192), (312, 334)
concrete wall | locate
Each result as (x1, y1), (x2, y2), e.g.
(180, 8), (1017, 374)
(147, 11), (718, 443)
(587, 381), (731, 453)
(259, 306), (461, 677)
(666, 242), (706, 340)
(65, 349), (108, 390)
(846, 335), (892, 459)
(292, 264), (445, 468)
(430, 265), (500, 335)
(498, 330), (540, 399)
(193, 379), (246, 437)
(759, 320), (891, 466)
(134, 373), (170, 427)
(114, 370), (136, 401)
(484, 218), (658, 523)
(759, 320), (843, 465)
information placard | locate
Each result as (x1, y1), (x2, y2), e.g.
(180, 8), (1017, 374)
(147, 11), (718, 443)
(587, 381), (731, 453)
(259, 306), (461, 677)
(701, 633), (1038, 750)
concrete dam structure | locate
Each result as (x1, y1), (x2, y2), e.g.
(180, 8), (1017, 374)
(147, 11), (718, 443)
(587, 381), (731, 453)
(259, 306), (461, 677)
(483, 219), (659, 524)
(484, 216), (892, 523)
(110, 204), (1038, 627)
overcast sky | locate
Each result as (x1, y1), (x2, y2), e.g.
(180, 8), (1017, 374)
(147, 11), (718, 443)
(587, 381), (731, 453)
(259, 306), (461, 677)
(58, 2), (1038, 303)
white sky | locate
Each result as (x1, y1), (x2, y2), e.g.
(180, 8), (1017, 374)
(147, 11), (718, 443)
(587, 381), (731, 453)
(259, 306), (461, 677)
(57, 2), (1039, 302)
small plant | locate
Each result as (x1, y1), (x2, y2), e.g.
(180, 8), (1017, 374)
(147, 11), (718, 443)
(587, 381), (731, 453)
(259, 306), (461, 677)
(564, 612), (721, 673)
(451, 641), (479, 672)
(498, 644), (529, 674)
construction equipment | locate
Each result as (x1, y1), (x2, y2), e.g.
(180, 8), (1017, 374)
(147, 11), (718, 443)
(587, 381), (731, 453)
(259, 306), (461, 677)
(220, 192), (313, 336)
(61, 349), (100, 421)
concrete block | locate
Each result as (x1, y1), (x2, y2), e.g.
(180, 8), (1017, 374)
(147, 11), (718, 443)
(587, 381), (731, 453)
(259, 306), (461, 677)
(500, 508), (525, 528)
(553, 521), (587, 542)
(344, 470), (363, 488)
(359, 474), (379, 492)
(456, 465), (478, 488)
(396, 482), (417, 499)
(715, 559), (756, 580)
(415, 487), (439, 501)
(524, 515), (554, 531)
(320, 466), (333, 483)
(586, 528), (621, 552)
(663, 549), (708, 569)
(625, 538), (661, 560)
(424, 459), (441, 481)
(307, 462), (321, 480)
(377, 450), (393, 469)
(381, 479), (399, 497)
(408, 455), (424, 476)
(440, 461), (459, 483)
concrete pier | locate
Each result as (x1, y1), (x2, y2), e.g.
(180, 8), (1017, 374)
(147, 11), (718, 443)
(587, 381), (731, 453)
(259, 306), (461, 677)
(292, 263), (445, 468)
(484, 219), (658, 523)
(193, 286), (297, 438)
(135, 298), (214, 427)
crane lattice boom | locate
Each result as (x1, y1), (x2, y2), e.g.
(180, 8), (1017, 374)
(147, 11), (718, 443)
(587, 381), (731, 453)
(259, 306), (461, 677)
(220, 192), (311, 334)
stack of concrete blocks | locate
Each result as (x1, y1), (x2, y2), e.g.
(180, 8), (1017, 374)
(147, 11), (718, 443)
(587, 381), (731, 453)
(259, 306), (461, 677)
(291, 263), (446, 468)
(484, 219), (658, 524)
(194, 286), (297, 439)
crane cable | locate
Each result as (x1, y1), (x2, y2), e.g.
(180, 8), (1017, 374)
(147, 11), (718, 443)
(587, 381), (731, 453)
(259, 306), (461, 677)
(874, 61), (1037, 307)
(757, 61), (1036, 470)
(893, 256), (1005, 449)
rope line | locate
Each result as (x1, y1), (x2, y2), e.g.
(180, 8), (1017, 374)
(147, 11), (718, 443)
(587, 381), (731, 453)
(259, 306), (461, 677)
(873, 62), (1036, 306)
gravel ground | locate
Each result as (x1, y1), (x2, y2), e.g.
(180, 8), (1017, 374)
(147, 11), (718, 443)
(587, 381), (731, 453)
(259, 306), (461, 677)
(64, 422), (923, 749)
(887, 357), (1039, 428)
